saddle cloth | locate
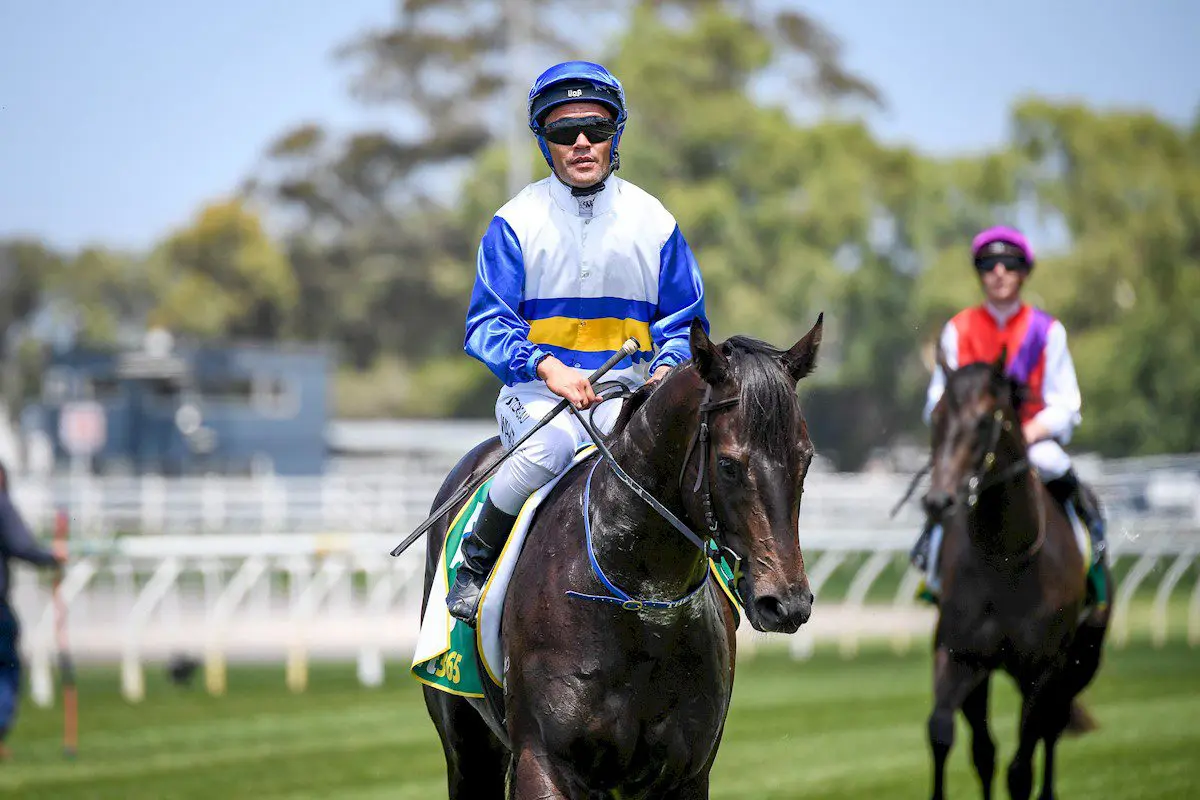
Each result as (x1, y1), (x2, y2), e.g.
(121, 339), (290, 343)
(919, 502), (1101, 605)
(412, 446), (598, 697)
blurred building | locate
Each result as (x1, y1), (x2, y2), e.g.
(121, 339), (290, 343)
(28, 330), (331, 476)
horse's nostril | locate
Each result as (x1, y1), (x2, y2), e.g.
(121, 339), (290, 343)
(808, 591), (815, 605)
(754, 596), (785, 623)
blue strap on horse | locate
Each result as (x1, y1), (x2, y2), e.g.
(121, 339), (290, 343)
(566, 459), (713, 610)
(565, 384), (741, 611)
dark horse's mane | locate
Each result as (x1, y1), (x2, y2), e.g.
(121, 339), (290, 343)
(606, 336), (803, 458)
(940, 360), (1028, 419)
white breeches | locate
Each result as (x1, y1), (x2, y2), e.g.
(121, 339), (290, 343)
(1028, 439), (1072, 481)
(488, 386), (624, 515)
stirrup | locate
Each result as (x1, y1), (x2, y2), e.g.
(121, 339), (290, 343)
(910, 532), (931, 571)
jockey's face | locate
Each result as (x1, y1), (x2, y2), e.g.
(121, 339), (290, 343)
(543, 102), (614, 189)
(978, 258), (1027, 306)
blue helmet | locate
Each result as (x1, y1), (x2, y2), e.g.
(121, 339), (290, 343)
(527, 61), (627, 171)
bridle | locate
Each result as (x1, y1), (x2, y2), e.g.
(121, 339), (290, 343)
(679, 385), (743, 567)
(893, 406), (1046, 561)
(964, 409), (1029, 508)
(891, 407), (1030, 517)
(564, 382), (743, 611)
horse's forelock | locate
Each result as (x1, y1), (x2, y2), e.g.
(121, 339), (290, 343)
(723, 336), (803, 460)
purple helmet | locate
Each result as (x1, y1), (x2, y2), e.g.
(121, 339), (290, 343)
(972, 226), (1035, 269)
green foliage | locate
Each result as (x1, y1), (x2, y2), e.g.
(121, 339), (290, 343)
(146, 199), (297, 340)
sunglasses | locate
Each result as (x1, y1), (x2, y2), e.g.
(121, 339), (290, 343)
(538, 116), (618, 146)
(975, 256), (1030, 275)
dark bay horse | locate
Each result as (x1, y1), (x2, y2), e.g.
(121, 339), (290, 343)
(922, 349), (1111, 800)
(420, 316), (823, 799)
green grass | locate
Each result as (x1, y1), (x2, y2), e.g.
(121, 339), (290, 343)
(3, 640), (1198, 799)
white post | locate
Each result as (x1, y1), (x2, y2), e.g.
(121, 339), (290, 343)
(121, 558), (183, 703)
(838, 551), (894, 659)
(286, 557), (348, 693)
(1151, 549), (1196, 647)
(789, 551), (848, 661)
(204, 556), (268, 696)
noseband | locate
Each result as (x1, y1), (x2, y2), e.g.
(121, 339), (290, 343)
(964, 409), (1029, 508)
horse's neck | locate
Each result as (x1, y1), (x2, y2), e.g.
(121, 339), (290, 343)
(588, 384), (710, 600)
(969, 444), (1043, 558)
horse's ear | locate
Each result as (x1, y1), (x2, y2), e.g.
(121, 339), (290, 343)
(783, 312), (823, 383)
(992, 345), (1008, 376)
(690, 318), (729, 384)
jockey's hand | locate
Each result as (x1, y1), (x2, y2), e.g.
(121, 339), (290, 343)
(538, 356), (599, 409)
(1022, 419), (1050, 446)
(646, 364), (672, 386)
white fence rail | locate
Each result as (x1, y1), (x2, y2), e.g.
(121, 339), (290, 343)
(11, 459), (1200, 540)
(9, 448), (1198, 702)
(11, 523), (1199, 706)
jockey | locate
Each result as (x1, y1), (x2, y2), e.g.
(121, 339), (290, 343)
(447, 61), (710, 625)
(910, 225), (1107, 576)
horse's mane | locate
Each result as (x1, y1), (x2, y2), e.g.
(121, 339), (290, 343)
(605, 337), (801, 459)
(942, 361), (1027, 419)
(724, 336), (802, 460)
(604, 372), (670, 440)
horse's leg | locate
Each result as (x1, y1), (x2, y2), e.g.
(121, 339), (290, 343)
(510, 747), (572, 800)
(928, 648), (987, 800)
(961, 673), (996, 800)
(662, 774), (710, 800)
(1007, 676), (1057, 800)
(1036, 683), (1075, 800)
(425, 690), (509, 800)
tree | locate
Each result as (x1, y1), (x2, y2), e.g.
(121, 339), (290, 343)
(147, 199), (297, 340)
(1009, 101), (1200, 455)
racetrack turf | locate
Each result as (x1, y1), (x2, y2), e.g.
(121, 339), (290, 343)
(2, 638), (1197, 798)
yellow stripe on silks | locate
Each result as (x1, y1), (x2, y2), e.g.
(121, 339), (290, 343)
(527, 316), (652, 354)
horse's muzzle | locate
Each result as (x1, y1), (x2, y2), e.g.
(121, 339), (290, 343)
(922, 489), (955, 519)
(752, 587), (814, 633)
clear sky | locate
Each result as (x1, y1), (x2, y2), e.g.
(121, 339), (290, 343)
(1, 0), (1197, 250)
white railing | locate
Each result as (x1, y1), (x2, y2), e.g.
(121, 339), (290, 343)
(11, 524), (1198, 705)
(12, 459), (1200, 541)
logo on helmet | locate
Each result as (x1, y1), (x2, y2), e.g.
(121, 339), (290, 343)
(567, 88), (582, 97)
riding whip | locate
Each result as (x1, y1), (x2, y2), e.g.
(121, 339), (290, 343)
(390, 338), (642, 558)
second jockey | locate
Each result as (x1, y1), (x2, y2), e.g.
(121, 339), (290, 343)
(911, 226), (1107, 584)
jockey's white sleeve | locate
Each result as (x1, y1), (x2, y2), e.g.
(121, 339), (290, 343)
(923, 322), (959, 425)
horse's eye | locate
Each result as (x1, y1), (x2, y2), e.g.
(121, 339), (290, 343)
(717, 457), (742, 480)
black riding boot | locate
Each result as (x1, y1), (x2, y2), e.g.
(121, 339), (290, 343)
(446, 497), (518, 627)
(1045, 469), (1107, 560)
(910, 517), (937, 571)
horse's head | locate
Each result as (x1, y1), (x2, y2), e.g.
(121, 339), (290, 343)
(677, 315), (823, 634)
(924, 347), (1027, 520)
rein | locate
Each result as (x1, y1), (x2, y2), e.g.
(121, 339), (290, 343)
(565, 383), (741, 611)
